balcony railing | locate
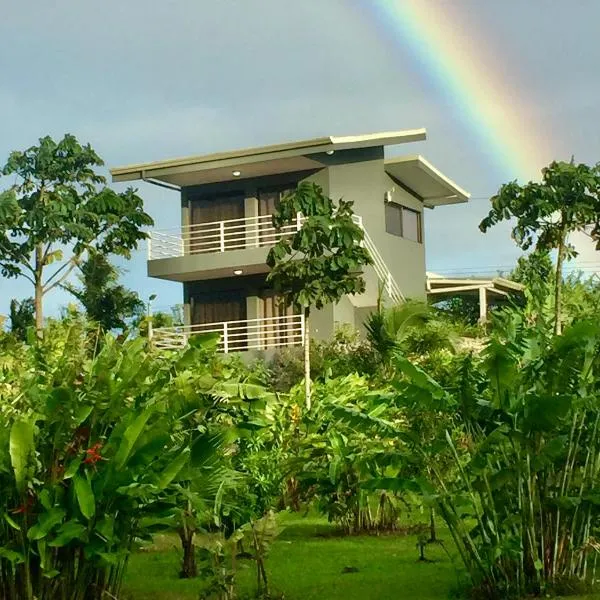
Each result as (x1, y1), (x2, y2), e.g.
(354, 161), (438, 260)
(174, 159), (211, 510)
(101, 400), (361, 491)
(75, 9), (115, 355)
(148, 212), (404, 306)
(151, 313), (305, 353)
(148, 214), (302, 260)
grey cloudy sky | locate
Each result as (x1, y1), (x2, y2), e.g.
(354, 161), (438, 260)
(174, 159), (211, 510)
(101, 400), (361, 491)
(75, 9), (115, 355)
(1, 0), (599, 315)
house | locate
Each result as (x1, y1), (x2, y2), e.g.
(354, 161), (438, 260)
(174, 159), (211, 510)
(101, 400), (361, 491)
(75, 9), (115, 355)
(110, 129), (470, 352)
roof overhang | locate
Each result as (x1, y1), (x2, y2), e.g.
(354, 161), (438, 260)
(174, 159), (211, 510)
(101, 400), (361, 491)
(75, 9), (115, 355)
(385, 155), (470, 207)
(426, 273), (524, 298)
(111, 129), (427, 188)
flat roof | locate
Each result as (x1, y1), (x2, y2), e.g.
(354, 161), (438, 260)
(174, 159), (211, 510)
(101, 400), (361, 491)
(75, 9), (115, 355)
(385, 155), (470, 207)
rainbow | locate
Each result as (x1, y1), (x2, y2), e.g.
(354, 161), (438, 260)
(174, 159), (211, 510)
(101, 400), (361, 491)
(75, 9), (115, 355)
(360, 0), (549, 182)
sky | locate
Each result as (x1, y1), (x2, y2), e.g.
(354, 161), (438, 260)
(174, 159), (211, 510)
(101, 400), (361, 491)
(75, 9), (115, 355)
(1, 0), (599, 316)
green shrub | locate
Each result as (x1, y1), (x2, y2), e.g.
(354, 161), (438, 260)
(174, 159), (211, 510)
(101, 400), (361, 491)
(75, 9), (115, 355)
(267, 325), (377, 391)
(0, 324), (228, 599)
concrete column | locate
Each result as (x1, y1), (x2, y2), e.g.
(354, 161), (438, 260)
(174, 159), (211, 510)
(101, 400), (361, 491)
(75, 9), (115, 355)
(246, 295), (261, 349)
(183, 303), (192, 327)
(479, 286), (488, 323)
(244, 196), (259, 248)
(181, 190), (190, 256)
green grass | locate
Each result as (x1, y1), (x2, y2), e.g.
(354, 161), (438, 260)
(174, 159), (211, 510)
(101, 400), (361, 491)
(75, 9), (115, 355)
(122, 512), (600, 599)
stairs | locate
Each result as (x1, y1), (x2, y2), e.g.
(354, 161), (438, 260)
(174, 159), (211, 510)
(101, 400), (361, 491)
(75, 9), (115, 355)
(352, 216), (405, 307)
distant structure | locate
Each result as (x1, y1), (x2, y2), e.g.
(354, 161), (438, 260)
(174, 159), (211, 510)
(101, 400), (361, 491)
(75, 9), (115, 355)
(426, 272), (524, 323)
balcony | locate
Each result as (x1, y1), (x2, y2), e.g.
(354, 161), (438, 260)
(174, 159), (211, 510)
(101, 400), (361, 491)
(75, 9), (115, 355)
(146, 213), (404, 305)
(151, 313), (305, 353)
(148, 214), (303, 261)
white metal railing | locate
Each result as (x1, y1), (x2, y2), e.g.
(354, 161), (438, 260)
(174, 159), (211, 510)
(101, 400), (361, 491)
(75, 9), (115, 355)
(148, 214), (303, 260)
(148, 212), (404, 305)
(352, 216), (405, 304)
(151, 313), (305, 353)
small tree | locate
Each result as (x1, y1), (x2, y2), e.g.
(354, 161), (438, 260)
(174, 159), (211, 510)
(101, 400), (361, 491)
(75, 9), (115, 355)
(9, 298), (35, 341)
(0, 134), (153, 334)
(479, 159), (600, 334)
(510, 250), (555, 324)
(64, 251), (144, 332)
(266, 182), (372, 409)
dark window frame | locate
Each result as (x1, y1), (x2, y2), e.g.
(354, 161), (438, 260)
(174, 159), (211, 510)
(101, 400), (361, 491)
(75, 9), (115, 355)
(384, 202), (422, 243)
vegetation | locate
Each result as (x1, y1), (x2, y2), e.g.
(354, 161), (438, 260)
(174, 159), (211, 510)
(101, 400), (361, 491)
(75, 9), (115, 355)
(3, 152), (600, 599)
(0, 134), (152, 333)
(122, 512), (457, 600)
(64, 251), (144, 332)
(480, 159), (600, 334)
(266, 181), (372, 409)
(8, 298), (35, 342)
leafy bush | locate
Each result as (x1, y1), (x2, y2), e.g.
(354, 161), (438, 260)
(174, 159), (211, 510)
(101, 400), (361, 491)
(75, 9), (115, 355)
(0, 323), (233, 599)
(267, 325), (377, 391)
(288, 375), (406, 534)
(395, 311), (600, 597)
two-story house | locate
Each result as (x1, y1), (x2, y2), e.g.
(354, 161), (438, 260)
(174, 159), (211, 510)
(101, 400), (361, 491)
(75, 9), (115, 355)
(111, 129), (469, 352)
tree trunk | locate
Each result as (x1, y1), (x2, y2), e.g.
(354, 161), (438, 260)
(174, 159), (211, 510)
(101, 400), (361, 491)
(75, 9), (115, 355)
(34, 243), (44, 337)
(303, 308), (311, 410)
(178, 528), (197, 579)
(554, 230), (567, 336)
(429, 507), (437, 542)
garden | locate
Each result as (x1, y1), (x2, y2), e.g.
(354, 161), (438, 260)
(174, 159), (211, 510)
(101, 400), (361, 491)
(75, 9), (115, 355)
(1, 136), (600, 598)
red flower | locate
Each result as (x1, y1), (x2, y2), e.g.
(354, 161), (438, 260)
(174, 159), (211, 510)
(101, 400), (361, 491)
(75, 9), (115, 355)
(11, 494), (35, 515)
(83, 442), (104, 465)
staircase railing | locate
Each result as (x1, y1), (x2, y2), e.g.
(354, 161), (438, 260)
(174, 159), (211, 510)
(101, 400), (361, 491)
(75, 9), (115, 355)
(352, 216), (405, 304)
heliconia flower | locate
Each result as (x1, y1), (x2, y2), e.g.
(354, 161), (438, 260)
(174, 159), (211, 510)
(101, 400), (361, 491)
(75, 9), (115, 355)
(83, 442), (104, 465)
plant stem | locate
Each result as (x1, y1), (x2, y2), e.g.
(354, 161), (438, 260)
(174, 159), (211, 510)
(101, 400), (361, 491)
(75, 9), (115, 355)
(554, 225), (567, 335)
(304, 307), (311, 410)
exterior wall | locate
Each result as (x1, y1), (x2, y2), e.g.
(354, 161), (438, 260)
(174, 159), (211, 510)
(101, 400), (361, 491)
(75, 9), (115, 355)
(327, 149), (426, 302)
(309, 304), (334, 341)
(148, 246), (271, 282)
(333, 296), (356, 331)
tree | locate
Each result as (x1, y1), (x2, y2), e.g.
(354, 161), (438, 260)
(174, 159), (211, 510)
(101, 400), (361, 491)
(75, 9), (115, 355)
(479, 159), (600, 334)
(510, 250), (555, 324)
(0, 134), (153, 334)
(64, 251), (144, 332)
(266, 182), (372, 409)
(8, 298), (35, 341)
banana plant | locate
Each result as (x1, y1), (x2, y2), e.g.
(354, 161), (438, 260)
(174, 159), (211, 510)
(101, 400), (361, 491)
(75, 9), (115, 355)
(0, 323), (237, 600)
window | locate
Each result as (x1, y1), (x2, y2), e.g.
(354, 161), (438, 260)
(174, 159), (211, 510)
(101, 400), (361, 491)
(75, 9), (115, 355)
(257, 185), (295, 216)
(385, 203), (422, 243)
(257, 185), (295, 246)
(385, 203), (403, 237)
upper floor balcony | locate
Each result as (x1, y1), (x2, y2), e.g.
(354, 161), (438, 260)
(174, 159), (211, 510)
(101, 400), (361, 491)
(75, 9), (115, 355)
(147, 212), (404, 306)
(146, 212), (308, 283)
(148, 213), (302, 261)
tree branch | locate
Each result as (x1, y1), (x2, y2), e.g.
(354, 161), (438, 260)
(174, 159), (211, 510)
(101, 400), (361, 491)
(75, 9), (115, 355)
(0, 262), (36, 285)
(43, 260), (80, 294)
(41, 242), (53, 265)
(20, 272), (35, 285)
(43, 253), (84, 293)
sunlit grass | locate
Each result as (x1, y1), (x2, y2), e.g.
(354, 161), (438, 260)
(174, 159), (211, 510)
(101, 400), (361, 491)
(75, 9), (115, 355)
(122, 512), (600, 599)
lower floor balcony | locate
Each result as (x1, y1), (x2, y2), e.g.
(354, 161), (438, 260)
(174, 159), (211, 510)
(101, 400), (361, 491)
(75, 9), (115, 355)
(150, 313), (304, 353)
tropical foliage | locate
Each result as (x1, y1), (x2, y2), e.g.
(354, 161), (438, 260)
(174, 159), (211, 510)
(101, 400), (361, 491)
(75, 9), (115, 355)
(266, 181), (372, 408)
(64, 251), (144, 332)
(0, 134), (153, 331)
(480, 159), (600, 334)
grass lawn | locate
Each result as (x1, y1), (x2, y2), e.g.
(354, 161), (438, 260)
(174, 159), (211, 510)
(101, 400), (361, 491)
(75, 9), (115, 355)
(122, 512), (600, 599)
